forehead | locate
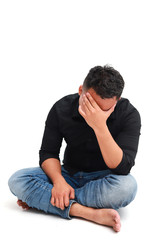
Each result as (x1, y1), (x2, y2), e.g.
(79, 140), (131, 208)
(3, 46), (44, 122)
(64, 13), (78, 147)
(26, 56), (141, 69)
(87, 88), (117, 111)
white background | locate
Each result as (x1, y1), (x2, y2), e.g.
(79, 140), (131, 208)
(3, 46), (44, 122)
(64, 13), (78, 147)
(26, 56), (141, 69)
(0, 0), (160, 239)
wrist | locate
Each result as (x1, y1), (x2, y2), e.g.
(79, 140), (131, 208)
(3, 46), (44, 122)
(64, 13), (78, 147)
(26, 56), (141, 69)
(94, 124), (108, 134)
(52, 174), (66, 185)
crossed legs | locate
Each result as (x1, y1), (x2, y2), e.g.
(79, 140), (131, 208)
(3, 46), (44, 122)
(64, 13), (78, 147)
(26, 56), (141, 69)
(8, 167), (137, 232)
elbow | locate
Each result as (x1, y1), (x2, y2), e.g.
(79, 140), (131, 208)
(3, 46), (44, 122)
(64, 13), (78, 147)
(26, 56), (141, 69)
(110, 151), (135, 175)
(39, 150), (60, 168)
(107, 150), (123, 169)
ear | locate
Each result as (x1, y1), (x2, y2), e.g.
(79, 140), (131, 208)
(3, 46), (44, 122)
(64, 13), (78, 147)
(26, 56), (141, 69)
(78, 85), (83, 96)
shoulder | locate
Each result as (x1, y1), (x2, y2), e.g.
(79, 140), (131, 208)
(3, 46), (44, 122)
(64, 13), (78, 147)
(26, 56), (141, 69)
(45, 93), (79, 126)
(48, 93), (79, 116)
(116, 98), (141, 125)
(55, 93), (79, 107)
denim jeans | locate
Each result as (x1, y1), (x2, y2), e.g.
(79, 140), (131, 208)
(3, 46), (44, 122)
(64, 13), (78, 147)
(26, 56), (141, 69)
(8, 166), (137, 219)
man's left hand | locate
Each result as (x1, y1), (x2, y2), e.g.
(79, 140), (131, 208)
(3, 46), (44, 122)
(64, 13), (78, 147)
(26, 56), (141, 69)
(78, 92), (116, 131)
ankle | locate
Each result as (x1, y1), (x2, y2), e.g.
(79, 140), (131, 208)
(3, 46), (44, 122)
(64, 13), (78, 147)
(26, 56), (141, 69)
(69, 203), (78, 217)
(69, 203), (94, 219)
(70, 203), (84, 217)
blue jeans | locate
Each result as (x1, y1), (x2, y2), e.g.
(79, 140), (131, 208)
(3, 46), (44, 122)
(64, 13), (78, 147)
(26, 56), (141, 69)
(8, 166), (137, 219)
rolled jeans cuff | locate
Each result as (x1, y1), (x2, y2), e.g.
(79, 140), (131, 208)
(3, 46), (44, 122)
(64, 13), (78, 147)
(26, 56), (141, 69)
(66, 199), (77, 219)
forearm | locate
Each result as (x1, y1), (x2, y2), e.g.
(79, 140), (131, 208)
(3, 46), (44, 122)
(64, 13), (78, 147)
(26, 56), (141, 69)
(41, 158), (66, 184)
(42, 158), (75, 210)
(94, 126), (123, 169)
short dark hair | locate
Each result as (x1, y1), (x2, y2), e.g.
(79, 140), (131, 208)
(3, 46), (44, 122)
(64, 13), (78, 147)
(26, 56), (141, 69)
(83, 65), (125, 99)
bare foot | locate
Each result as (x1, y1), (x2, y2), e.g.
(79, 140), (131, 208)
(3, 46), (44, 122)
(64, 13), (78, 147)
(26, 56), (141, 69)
(92, 208), (121, 232)
(17, 200), (30, 210)
(70, 203), (121, 232)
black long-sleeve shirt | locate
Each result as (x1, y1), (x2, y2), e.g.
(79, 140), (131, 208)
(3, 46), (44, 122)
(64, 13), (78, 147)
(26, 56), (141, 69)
(39, 93), (141, 175)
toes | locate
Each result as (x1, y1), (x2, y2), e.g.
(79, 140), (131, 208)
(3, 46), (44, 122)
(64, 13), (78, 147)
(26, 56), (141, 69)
(114, 223), (121, 232)
(23, 206), (30, 210)
(17, 200), (30, 210)
(17, 200), (23, 206)
(111, 210), (121, 232)
(111, 210), (120, 223)
(114, 215), (120, 223)
(17, 200), (22, 205)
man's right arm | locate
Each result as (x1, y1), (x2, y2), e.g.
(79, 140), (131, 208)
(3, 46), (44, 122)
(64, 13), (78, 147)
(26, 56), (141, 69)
(40, 103), (75, 210)
(41, 158), (75, 210)
(41, 158), (64, 184)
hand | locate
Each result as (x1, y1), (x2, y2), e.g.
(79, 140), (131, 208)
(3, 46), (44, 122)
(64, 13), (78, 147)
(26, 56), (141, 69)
(51, 178), (75, 210)
(78, 92), (116, 131)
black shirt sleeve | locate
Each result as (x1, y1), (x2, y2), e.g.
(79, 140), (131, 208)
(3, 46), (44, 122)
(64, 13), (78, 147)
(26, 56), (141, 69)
(111, 108), (141, 175)
(39, 104), (63, 167)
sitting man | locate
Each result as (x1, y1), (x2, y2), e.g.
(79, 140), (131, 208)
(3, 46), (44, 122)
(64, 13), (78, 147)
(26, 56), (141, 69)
(8, 65), (141, 232)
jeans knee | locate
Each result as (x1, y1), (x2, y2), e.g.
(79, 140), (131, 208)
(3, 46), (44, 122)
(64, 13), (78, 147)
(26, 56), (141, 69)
(115, 174), (137, 208)
(8, 169), (28, 198)
(99, 174), (137, 209)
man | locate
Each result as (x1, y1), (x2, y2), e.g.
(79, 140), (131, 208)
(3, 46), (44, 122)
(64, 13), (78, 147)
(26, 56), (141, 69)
(8, 65), (141, 232)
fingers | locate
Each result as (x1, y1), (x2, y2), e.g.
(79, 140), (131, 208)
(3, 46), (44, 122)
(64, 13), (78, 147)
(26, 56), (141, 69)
(51, 196), (55, 206)
(59, 197), (64, 210)
(55, 198), (60, 209)
(82, 95), (93, 112)
(108, 103), (117, 114)
(64, 194), (70, 208)
(86, 92), (99, 109)
(51, 195), (64, 210)
(50, 182), (75, 211)
(63, 189), (74, 209)
(70, 188), (75, 199)
(51, 191), (75, 210)
(79, 94), (95, 118)
(78, 105), (86, 118)
(104, 103), (117, 119)
(81, 92), (100, 114)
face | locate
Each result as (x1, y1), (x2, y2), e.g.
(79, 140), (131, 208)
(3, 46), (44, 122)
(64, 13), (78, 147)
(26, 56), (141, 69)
(78, 85), (118, 111)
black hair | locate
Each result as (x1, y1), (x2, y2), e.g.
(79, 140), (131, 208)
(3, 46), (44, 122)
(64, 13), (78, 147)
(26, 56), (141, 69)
(83, 65), (125, 99)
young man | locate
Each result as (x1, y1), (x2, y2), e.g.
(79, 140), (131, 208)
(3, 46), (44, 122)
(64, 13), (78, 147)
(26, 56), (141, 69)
(8, 65), (141, 232)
